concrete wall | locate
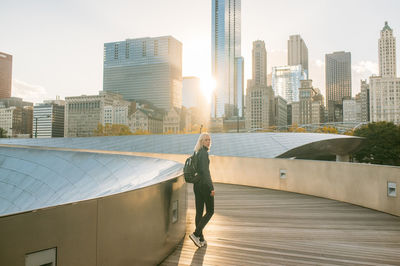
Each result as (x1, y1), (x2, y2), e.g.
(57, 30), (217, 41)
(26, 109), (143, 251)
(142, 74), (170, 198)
(129, 152), (400, 217)
(0, 175), (186, 266)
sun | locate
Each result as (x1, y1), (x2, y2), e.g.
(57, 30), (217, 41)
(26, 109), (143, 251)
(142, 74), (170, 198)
(200, 76), (216, 103)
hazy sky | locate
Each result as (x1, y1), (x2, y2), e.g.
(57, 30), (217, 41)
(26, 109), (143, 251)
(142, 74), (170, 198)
(1, 0), (399, 103)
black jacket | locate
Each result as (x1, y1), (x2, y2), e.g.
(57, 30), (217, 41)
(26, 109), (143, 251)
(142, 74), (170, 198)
(197, 146), (214, 192)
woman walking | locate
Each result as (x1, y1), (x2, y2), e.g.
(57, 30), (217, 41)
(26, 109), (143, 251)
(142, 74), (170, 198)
(189, 133), (215, 248)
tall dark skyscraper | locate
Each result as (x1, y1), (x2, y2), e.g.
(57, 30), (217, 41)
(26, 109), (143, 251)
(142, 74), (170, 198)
(0, 52), (12, 99)
(211, 0), (243, 118)
(325, 51), (352, 122)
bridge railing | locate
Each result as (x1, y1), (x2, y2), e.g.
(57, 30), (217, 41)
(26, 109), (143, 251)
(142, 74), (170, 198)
(130, 152), (400, 217)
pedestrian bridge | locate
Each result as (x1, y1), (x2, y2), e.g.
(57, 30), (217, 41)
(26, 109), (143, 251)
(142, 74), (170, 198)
(0, 134), (399, 265)
(162, 183), (400, 265)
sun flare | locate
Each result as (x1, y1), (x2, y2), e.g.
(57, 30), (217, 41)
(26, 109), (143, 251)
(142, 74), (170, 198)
(200, 76), (216, 103)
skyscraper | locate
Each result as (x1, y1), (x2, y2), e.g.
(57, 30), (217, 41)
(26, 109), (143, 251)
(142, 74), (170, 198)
(288, 35), (308, 78)
(245, 40), (274, 130)
(211, 0), (243, 118)
(360, 80), (370, 122)
(298, 80), (317, 125)
(379, 21), (396, 78)
(0, 52), (12, 99)
(103, 36), (182, 111)
(252, 40), (267, 86)
(370, 22), (399, 124)
(271, 65), (305, 103)
(325, 51), (352, 122)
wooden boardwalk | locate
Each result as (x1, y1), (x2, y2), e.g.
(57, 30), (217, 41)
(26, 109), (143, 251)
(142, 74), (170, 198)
(160, 183), (400, 266)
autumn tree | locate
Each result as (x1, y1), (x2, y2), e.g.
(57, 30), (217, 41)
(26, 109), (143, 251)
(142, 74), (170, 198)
(315, 126), (338, 134)
(93, 123), (133, 136)
(288, 123), (306, 132)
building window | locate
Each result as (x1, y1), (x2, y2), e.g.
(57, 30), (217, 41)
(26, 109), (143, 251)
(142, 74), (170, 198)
(114, 43), (119, 59)
(25, 247), (57, 266)
(154, 40), (158, 56)
(142, 41), (146, 57)
(125, 42), (130, 58)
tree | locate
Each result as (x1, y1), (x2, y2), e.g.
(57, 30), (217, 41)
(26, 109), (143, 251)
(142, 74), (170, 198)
(0, 128), (7, 138)
(93, 123), (104, 136)
(315, 126), (338, 134)
(132, 129), (150, 135)
(93, 123), (133, 136)
(352, 122), (400, 166)
(343, 129), (354, 136)
(288, 123), (306, 132)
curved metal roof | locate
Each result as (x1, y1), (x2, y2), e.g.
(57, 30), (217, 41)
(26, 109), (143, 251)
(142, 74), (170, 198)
(0, 132), (363, 159)
(0, 133), (364, 216)
(0, 147), (181, 217)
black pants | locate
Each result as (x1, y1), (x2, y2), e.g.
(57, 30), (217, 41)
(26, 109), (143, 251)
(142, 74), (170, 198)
(193, 182), (214, 240)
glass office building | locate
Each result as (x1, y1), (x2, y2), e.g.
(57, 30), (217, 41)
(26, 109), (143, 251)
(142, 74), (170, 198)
(234, 57), (244, 117)
(272, 65), (305, 103)
(33, 102), (65, 138)
(103, 36), (182, 110)
(211, 0), (243, 118)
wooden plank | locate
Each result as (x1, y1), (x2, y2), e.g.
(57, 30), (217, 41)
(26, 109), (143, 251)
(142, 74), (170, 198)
(160, 183), (400, 266)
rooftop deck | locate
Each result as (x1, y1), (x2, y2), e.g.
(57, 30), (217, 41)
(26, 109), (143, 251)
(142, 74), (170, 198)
(161, 183), (400, 266)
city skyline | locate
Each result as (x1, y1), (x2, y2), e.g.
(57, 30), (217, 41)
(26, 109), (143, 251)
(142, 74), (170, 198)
(1, 0), (400, 104)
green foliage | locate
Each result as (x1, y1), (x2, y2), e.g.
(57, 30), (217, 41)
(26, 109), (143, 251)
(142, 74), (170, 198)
(0, 128), (7, 138)
(352, 122), (400, 166)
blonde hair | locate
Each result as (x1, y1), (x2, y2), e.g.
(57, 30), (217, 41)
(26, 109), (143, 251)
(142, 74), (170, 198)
(194, 133), (211, 152)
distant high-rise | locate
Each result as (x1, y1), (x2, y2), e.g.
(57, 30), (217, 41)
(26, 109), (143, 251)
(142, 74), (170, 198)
(103, 36), (182, 110)
(274, 96), (287, 128)
(0, 52), (12, 99)
(211, 0), (242, 118)
(252, 41), (267, 86)
(343, 98), (358, 123)
(245, 85), (274, 131)
(288, 35), (308, 78)
(379, 21), (396, 78)
(33, 100), (65, 138)
(325, 51), (352, 122)
(272, 65), (306, 103)
(293, 79), (324, 125)
(370, 22), (400, 124)
(360, 80), (370, 122)
(298, 80), (316, 125)
(245, 40), (274, 131)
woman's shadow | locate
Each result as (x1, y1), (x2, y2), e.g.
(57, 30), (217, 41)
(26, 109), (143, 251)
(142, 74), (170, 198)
(189, 246), (207, 266)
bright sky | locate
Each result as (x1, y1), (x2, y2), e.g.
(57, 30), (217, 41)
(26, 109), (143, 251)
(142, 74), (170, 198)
(1, 0), (399, 104)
